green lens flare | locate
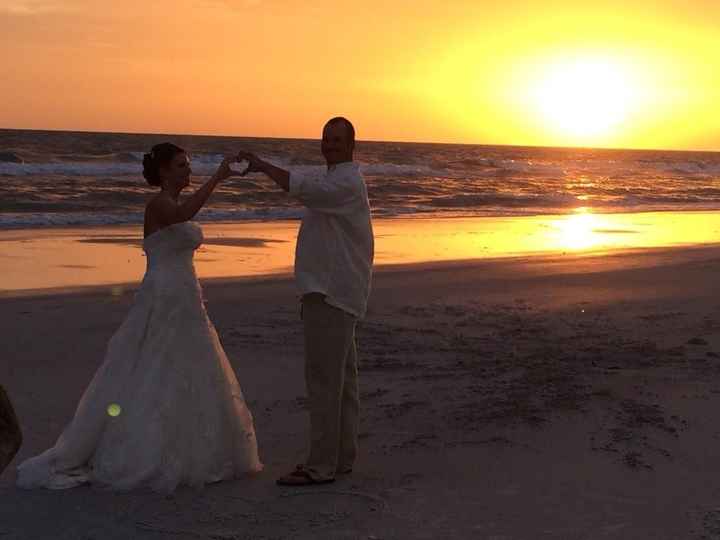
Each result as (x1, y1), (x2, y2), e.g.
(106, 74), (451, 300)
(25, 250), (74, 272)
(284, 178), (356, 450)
(107, 403), (122, 417)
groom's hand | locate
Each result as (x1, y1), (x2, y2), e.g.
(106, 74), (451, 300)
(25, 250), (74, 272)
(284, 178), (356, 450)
(236, 151), (265, 175)
(236, 151), (290, 192)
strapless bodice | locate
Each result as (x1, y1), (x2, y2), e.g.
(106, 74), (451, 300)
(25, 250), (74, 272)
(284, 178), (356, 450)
(142, 221), (203, 274)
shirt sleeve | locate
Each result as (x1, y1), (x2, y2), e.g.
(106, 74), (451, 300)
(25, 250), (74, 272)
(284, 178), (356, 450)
(289, 169), (362, 215)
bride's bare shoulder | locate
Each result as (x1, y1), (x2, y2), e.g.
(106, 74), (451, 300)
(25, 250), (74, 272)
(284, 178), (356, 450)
(146, 192), (175, 212)
(144, 193), (177, 238)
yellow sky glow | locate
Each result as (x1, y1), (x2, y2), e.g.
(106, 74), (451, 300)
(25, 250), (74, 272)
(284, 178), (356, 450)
(0, 0), (718, 150)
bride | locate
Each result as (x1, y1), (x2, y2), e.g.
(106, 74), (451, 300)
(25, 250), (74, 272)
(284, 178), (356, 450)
(17, 143), (262, 493)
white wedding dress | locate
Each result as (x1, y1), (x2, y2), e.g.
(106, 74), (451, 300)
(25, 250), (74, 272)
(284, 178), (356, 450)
(17, 221), (262, 493)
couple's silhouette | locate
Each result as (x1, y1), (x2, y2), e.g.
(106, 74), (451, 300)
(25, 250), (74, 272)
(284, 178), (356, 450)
(11, 116), (374, 491)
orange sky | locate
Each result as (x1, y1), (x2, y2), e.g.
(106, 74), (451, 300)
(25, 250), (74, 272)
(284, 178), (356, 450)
(1, 0), (718, 150)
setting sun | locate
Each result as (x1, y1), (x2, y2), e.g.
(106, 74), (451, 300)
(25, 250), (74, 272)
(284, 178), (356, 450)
(532, 57), (640, 140)
(1, 1), (718, 149)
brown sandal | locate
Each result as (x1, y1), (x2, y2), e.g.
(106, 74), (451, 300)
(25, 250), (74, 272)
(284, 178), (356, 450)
(276, 465), (335, 486)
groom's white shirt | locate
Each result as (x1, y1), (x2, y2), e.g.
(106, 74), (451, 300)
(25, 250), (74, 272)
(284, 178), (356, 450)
(289, 161), (374, 318)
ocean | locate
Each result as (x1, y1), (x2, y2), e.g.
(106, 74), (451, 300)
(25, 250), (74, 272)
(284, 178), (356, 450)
(1, 128), (719, 229)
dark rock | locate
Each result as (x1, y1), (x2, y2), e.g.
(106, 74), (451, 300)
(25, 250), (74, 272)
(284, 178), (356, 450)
(0, 151), (23, 163)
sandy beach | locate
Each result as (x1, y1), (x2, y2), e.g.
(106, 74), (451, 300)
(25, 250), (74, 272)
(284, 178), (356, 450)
(3, 221), (720, 538)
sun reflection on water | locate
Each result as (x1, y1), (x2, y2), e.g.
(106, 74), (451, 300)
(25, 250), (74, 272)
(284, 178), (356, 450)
(554, 209), (603, 250)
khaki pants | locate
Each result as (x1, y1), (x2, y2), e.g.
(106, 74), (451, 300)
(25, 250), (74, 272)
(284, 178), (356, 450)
(301, 294), (359, 481)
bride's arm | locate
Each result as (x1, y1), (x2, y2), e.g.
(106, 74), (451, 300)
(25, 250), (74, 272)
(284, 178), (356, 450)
(148, 156), (235, 225)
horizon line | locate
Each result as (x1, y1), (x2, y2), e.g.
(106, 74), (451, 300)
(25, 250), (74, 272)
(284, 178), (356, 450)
(0, 125), (717, 155)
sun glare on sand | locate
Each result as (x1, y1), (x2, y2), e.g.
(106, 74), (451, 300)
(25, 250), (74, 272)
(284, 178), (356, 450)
(532, 57), (641, 140)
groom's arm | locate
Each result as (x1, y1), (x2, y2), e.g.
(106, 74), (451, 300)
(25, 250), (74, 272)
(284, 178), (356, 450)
(237, 153), (289, 192)
(260, 161), (290, 192)
(289, 171), (360, 215)
(237, 152), (360, 215)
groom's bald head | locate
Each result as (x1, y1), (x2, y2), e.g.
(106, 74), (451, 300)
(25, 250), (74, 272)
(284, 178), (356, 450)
(324, 117), (355, 143)
(322, 117), (355, 166)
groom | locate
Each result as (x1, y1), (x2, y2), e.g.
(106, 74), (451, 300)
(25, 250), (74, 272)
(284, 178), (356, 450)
(238, 117), (374, 485)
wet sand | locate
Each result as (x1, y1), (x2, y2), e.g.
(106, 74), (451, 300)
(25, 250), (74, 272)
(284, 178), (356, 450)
(3, 210), (720, 294)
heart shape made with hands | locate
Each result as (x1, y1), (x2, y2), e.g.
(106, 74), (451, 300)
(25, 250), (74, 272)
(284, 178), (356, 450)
(229, 158), (250, 176)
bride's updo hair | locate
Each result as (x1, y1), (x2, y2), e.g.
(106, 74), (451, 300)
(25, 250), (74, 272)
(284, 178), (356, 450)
(142, 143), (185, 186)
